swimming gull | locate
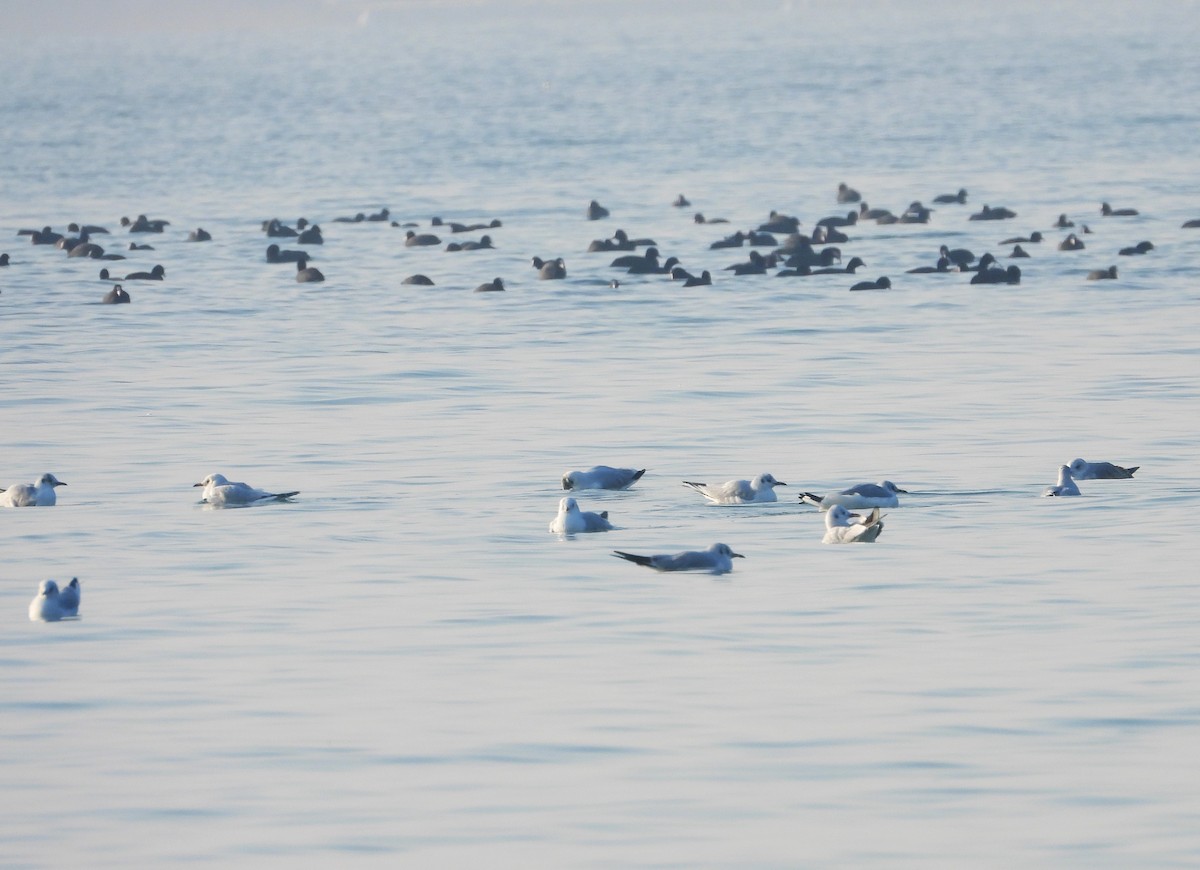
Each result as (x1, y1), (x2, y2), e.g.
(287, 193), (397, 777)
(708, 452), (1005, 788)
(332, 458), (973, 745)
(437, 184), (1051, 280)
(1068, 458), (1138, 480)
(612, 543), (744, 574)
(1, 473), (67, 507)
(800, 480), (906, 510)
(562, 466), (645, 491)
(682, 472), (786, 504)
(194, 473), (299, 507)
(1042, 465), (1081, 497)
(822, 505), (885, 544)
(29, 578), (80, 622)
(549, 496), (614, 534)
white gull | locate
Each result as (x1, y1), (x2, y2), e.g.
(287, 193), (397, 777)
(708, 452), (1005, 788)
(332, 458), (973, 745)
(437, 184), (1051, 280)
(1, 472), (67, 507)
(1068, 457), (1138, 480)
(549, 496), (614, 534)
(682, 472), (786, 504)
(1042, 465), (1081, 497)
(822, 505), (886, 543)
(801, 480), (906, 510)
(29, 578), (80, 622)
(194, 472), (299, 507)
(612, 542), (744, 574)
(562, 465), (645, 491)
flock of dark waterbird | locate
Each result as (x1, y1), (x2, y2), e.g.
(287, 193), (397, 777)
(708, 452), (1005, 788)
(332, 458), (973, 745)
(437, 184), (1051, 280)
(3, 183), (1196, 303)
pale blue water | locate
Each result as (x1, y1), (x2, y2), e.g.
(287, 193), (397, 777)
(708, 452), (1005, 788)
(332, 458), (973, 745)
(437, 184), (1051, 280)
(2, 2), (1200, 867)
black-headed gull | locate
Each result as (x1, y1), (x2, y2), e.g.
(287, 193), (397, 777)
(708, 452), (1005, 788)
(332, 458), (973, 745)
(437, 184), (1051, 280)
(682, 472), (786, 504)
(194, 473), (299, 507)
(801, 480), (906, 510)
(29, 578), (80, 622)
(1, 473), (66, 507)
(1042, 465), (1081, 497)
(549, 496), (614, 534)
(612, 543), (744, 574)
(822, 505), (885, 543)
(1068, 458), (1138, 480)
(562, 465), (645, 491)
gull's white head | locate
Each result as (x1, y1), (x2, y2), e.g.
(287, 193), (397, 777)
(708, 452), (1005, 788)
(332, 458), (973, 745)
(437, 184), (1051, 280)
(1068, 458), (1088, 476)
(1057, 465), (1074, 484)
(880, 480), (906, 494)
(38, 473), (65, 488)
(559, 496), (579, 512)
(194, 473), (230, 489)
(38, 579), (59, 597)
(711, 543), (745, 559)
(754, 473), (785, 488)
(826, 505), (852, 528)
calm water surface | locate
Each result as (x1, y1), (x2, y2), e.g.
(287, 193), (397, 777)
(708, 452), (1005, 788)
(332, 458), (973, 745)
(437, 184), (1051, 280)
(2, 2), (1199, 866)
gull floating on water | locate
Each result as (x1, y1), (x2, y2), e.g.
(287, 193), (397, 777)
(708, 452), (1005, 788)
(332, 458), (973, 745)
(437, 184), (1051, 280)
(562, 465), (645, 491)
(822, 505), (885, 544)
(1, 473), (67, 507)
(1042, 465), (1081, 497)
(194, 473), (299, 507)
(612, 543), (744, 574)
(682, 472), (786, 504)
(29, 578), (80, 622)
(1068, 457), (1138, 480)
(549, 496), (614, 534)
(800, 480), (906, 510)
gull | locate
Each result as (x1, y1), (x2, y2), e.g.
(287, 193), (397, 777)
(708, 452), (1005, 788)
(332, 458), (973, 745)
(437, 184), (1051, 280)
(1, 473), (67, 507)
(682, 472), (786, 504)
(1068, 457), (1138, 480)
(822, 505), (885, 543)
(1042, 465), (1081, 497)
(194, 473), (299, 507)
(612, 543), (744, 574)
(549, 496), (614, 534)
(29, 578), (80, 622)
(800, 480), (906, 510)
(562, 465), (645, 491)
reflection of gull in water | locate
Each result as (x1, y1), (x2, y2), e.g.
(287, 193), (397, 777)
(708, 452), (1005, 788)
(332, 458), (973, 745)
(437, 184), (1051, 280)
(612, 543), (744, 574)
(822, 505), (885, 543)
(549, 497), (613, 534)
(29, 578), (81, 622)
(1042, 465), (1081, 497)
(562, 465), (645, 491)
(800, 480), (906, 510)
(194, 473), (299, 507)
(682, 473), (786, 504)
(1, 472), (67, 507)
(1068, 457), (1138, 480)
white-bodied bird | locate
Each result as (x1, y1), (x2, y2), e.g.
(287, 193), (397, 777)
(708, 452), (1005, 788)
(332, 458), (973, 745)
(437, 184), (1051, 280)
(612, 542), (744, 574)
(682, 472), (786, 504)
(562, 465), (645, 491)
(1, 472), (67, 507)
(822, 505), (885, 543)
(1042, 465), (1081, 497)
(194, 472), (299, 507)
(29, 578), (81, 621)
(800, 480), (906, 510)
(549, 496), (614, 534)
(1068, 457), (1138, 480)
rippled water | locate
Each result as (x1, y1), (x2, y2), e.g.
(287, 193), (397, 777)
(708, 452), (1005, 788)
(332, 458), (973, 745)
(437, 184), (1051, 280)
(3, 1), (1200, 866)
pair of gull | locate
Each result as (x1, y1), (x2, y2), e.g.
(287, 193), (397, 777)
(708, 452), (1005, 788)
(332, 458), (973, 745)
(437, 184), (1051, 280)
(0, 472), (300, 508)
(555, 464), (908, 572)
(1043, 457), (1139, 497)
